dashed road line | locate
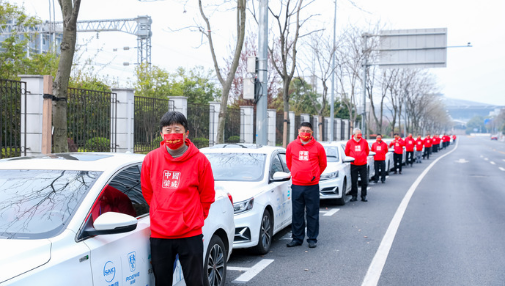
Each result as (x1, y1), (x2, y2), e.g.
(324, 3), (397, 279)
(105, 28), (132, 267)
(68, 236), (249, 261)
(490, 161), (495, 165)
(499, 167), (505, 172)
(324, 208), (340, 216)
(484, 158), (489, 161)
(232, 259), (274, 283)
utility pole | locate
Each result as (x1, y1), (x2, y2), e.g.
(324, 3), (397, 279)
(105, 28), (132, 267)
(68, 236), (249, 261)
(256, 0), (268, 145)
(330, 0), (337, 142)
(362, 34), (369, 139)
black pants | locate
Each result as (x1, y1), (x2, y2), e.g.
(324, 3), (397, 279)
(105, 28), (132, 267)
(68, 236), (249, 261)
(291, 184), (320, 243)
(406, 151), (414, 166)
(393, 153), (403, 172)
(423, 147), (431, 159)
(351, 164), (368, 197)
(150, 235), (204, 286)
(374, 160), (386, 182)
(432, 144), (438, 153)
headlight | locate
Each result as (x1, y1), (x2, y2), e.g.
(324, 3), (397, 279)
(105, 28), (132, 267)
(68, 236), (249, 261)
(233, 198), (254, 214)
(321, 171), (339, 180)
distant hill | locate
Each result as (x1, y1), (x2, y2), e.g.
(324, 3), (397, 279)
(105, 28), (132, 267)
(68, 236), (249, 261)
(441, 97), (503, 122)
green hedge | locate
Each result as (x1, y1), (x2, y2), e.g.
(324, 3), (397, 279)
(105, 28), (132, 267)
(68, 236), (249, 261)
(84, 137), (110, 152)
(227, 135), (240, 143)
(192, 137), (209, 148)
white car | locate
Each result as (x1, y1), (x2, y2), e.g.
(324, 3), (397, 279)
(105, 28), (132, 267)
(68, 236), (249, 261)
(334, 140), (376, 181)
(319, 143), (354, 205)
(201, 144), (292, 255)
(0, 153), (234, 286)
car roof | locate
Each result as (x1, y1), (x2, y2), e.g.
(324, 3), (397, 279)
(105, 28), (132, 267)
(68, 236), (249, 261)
(0, 152), (145, 171)
(200, 144), (285, 154)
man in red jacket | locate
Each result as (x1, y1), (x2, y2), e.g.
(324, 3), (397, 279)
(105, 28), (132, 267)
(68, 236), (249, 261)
(141, 111), (215, 286)
(415, 135), (424, 163)
(432, 135), (440, 153)
(345, 128), (370, 202)
(286, 122), (327, 249)
(423, 134), (433, 159)
(452, 134), (457, 144)
(389, 134), (404, 174)
(405, 133), (415, 167)
(371, 134), (388, 183)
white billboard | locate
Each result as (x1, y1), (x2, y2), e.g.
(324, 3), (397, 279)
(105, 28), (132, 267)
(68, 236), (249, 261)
(379, 28), (447, 69)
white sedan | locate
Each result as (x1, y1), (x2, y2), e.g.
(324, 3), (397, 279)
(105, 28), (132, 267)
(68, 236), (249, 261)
(0, 153), (234, 286)
(319, 143), (354, 205)
(201, 144), (292, 255)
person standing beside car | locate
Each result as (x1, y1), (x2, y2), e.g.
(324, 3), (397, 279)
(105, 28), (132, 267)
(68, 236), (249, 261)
(389, 134), (405, 174)
(432, 135), (440, 153)
(452, 134), (457, 144)
(423, 134), (432, 159)
(405, 134), (415, 167)
(286, 122), (327, 249)
(415, 135), (424, 163)
(371, 134), (388, 183)
(345, 128), (370, 202)
(141, 111), (215, 286)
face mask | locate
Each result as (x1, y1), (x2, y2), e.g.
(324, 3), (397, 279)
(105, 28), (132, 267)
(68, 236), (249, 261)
(356, 134), (362, 139)
(376, 138), (381, 142)
(299, 132), (311, 141)
(164, 133), (184, 150)
(417, 137), (421, 140)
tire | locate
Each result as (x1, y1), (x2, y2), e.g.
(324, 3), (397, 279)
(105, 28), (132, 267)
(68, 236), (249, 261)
(336, 179), (347, 205)
(251, 210), (273, 255)
(204, 235), (227, 286)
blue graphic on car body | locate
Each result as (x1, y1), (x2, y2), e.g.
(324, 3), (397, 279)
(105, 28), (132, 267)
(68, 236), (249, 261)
(128, 251), (136, 272)
(103, 261), (116, 283)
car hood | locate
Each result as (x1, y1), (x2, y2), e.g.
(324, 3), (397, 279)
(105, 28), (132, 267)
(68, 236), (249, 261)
(0, 239), (51, 283)
(215, 181), (266, 203)
(322, 162), (341, 174)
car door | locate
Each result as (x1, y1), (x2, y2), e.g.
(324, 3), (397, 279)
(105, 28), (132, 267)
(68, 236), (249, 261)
(81, 164), (154, 286)
(268, 152), (291, 233)
(339, 146), (351, 192)
(278, 152), (292, 228)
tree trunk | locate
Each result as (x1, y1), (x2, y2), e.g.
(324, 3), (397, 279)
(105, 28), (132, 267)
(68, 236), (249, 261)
(283, 79), (290, 147)
(53, 0), (81, 153)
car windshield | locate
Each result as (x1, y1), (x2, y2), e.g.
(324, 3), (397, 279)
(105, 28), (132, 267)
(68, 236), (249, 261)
(0, 170), (102, 239)
(205, 153), (266, 182)
(323, 146), (340, 162)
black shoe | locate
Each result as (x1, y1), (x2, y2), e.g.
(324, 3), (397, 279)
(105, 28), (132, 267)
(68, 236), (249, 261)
(350, 196), (357, 202)
(381, 181), (385, 184)
(374, 181), (379, 184)
(287, 240), (302, 247)
(394, 171), (397, 174)
(361, 196), (368, 202)
(399, 171), (402, 174)
(308, 241), (317, 248)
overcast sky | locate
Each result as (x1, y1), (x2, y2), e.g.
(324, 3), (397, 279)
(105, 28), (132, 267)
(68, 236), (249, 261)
(10, 0), (505, 106)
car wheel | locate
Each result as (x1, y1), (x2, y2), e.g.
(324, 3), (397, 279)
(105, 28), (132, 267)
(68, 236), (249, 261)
(204, 235), (227, 286)
(336, 180), (346, 206)
(252, 210), (273, 255)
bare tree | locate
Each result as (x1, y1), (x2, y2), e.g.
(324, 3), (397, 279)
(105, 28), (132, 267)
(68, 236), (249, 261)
(52, 0), (81, 152)
(197, 0), (247, 144)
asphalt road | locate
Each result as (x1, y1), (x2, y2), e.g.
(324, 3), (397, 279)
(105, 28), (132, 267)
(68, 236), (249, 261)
(224, 136), (505, 286)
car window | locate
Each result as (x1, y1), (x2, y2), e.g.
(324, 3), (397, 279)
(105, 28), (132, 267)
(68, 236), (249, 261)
(278, 153), (289, 173)
(205, 153), (266, 182)
(270, 154), (284, 179)
(0, 169), (102, 239)
(323, 146), (340, 162)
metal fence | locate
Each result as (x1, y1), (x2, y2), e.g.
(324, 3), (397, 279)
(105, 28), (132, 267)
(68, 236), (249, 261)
(224, 108), (244, 143)
(276, 112), (284, 146)
(187, 103), (211, 149)
(67, 88), (117, 152)
(134, 96), (173, 154)
(0, 79), (26, 158)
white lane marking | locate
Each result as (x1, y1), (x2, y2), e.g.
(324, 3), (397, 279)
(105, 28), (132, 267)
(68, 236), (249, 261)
(228, 267), (250, 271)
(324, 208), (340, 216)
(499, 167), (505, 172)
(502, 159), (505, 162)
(484, 158), (489, 161)
(480, 155), (483, 158)
(361, 140), (459, 286)
(367, 187), (371, 190)
(490, 161), (495, 165)
(233, 259), (274, 283)
(455, 159), (468, 163)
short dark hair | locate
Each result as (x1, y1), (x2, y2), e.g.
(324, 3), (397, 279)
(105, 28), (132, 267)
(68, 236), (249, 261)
(393, 133), (398, 136)
(376, 133), (382, 137)
(160, 111), (188, 131)
(299, 122), (313, 130)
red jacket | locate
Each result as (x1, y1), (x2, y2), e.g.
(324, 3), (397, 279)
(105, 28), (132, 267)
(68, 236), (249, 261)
(443, 135), (450, 142)
(389, 138), (405, 154)
(423, 137), (433, 147)
(452, 135), (456, 140)
(286, 136), (327, 186)
(404, 137), (415, 152)
(141, 138), (215, 239)
(345, 136), (370, 166)
(433, 137), (441, 145)
(415, 139), (424, 151)
(371, 140), (388, 161)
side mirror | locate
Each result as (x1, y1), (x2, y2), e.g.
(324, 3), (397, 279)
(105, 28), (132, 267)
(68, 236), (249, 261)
(369, 152), (376, 156)
(271, 171), (291, 182)
(83, 212), (137, 237)
(343, 156), (355, 163)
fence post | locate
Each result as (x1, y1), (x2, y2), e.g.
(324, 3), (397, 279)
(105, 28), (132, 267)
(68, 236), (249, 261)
(267, 109), (276, 146)
(312, 116), (319, 141)
(289, 111), (295, 143)
(170, 96), (187, 117)
(112, 88), (134, 153)
(336, 118), (342, 141)
(41, 76), (53, 154)
(209, 102), (220, 146)
(301, 114), (310, 124)
(240, 106), (254, 144)
(19, 75), (44, 156)
(343, 119), (350, 140)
